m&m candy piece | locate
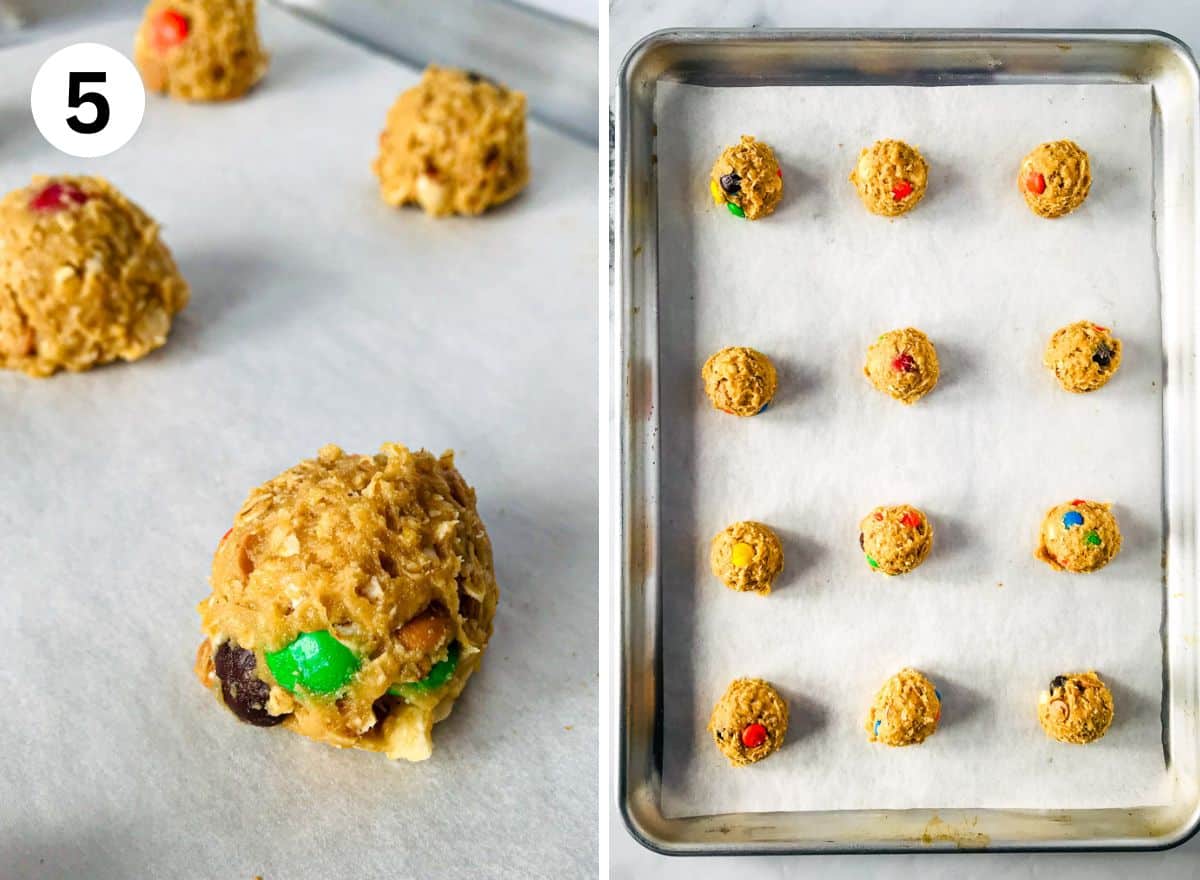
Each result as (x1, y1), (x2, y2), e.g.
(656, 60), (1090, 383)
(900, 510), (922, 529)
(152, 9), (190, 50)
(891, 352), (916, 373)
(866, 555), (879, 569)
(29, 182), (88, 213)
(730, 542), (755, 568)
(1023, 170), (1046, 195)
(390, 642), (462, 699)
(891, 180), (914, 201)
(266, 630), (359, 694)
(873, 719), (882, 735)
(727, 202), (745, 218)
(1062, 510), (1084, 529)
(1085, 531), (1102, 546)
(709, 179), (724, 206)
(741, 722), (768, 748)
(719, 172), (742, 196)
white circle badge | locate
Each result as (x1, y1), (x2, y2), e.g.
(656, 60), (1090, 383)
(30, 42), (145, 158)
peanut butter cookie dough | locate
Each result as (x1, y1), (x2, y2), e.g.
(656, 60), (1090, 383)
(859, 504), (933, 575)
(702, 345), (777, 416)
(863, 328), (939, 404)
(710, 520), (784, 595)
(1035, 499), (1121, 573)
(1044, 321), (1122, 393)
(373, 66), (529, 217)
(194, 443), (499, 762)
(709, 678), (789, 766)
(849, 139), (928, 217)
(708, 135), (783, 220)
(866, 668), (941, 747)
(1019, 140), (1091, 218)
(1038, 671), (1114, 744)
(0, 176), (189, 378)
(134, 0), (268, 101)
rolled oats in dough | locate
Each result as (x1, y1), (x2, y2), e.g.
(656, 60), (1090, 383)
(859, 504), (933, 576)
(863, 327), (939, 404)
(701, 346), (777, 416)
(708, 135), (783, 220)
(708, 677), (789, 766)
(1019, 140), (1091, 219)
(194, 443), (499, 762)
(849, 139), (928, 217)
(866, 668), (941, 747)
(710, 520), (784, 595)
(134, 0), (268, 101)
(373, 66), (529, 217)
(1038, 671), (1114, 744)
(1035, 499), (1122, 573)
(0, 176), (189, 378)
(1043, 321), (1122, 393)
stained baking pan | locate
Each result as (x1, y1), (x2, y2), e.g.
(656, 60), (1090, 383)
(610, 29), (1200, 854)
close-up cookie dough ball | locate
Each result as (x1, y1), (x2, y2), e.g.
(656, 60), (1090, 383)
(708, 677), (789, 766)
(1038, 671), (1114, 744)
(849, 139), (928, 217)
(1035, 499), (1122, 573)
(134, 0), (268, 101)
(710, 520), (784, 595)
(701, 345), (777, 416)
(373, 65), (529, 217)
(708, 135), (783, 220)
(866, 668), (941, 747)
(859, 504), (933, 576)
(1018, 140), (1091, 218)
(1043, 321), (1122, 393)
(863, 327), (939, 404)
(194, 443), (499, 761)
(0, 176), (189, 378)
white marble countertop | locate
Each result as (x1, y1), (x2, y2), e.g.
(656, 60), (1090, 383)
(609, 0), (1200, 877)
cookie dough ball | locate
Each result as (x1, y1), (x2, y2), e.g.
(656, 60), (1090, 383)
(863, 328), (939, 404)
(1019, 140), (1091, 219)
(859, 504), (933, 575)
(866, 668), (941, 747)
(702, 346), (777, 416)
(708, 678), (789, 766)
(134, 0), (268, 101)
(194, 443), (499, 762)
(0, 176), (189, 378)
(1035, 499), (1122, 573)
(710, 521), (784, 595)
(1038, 671), (1114, 744)
(708, 135), (783, 220)
(849, 139), (928, 217)
(1043, 321), (1122, 393)
(373, 66), (529, 217)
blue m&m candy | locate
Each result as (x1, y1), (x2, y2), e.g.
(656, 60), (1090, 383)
(1062, 510), (1084, 529)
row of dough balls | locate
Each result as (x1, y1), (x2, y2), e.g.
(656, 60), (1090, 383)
(714, 499), (1121, 595)
(709, 669), (1115, 767)
(1, 10), (530, 377)
(710, 135), (1091, 220)
(702, 322), (1122, 413)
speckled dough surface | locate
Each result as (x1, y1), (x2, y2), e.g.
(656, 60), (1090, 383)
(134, 0), (268, 101)
(863, 327), (939, 404)
(1038, 671), (1114, 744)
(1044, 321), (1122, 393)
(866, 668), (941, 747)
(194, 443), (499, 761)
(373, 65), (529, 217)
(0, 176), (189, 378)
(849, 139), (928, 217)
(708, 135), (783, 220)
(708, 678), (789, 766)
(1036, 499), (1122, 573)
(1019, 140), (1091, 218)
(710, 520), (784, 595)
(859, 504), (933, 575)
(701, 345), (777, 416)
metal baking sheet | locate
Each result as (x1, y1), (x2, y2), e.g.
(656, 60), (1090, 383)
(0, 8), (597, 879)
(610, 29), (1200, 854)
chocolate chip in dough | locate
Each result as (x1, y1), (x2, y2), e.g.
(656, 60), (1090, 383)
(214, 642), (286, 727)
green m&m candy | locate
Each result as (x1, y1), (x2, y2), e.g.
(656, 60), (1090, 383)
(266, 630), (359, 694)
(390, 642), (461, 700)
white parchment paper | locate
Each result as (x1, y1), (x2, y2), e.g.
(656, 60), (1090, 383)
(0, 10), (597, 880)
(656, 80), (1170, 816)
